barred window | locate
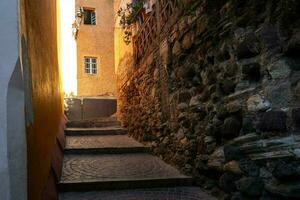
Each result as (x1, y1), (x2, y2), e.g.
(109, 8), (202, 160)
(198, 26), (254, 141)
(83, 9), (96, 25)
(84, 57), (97, 75)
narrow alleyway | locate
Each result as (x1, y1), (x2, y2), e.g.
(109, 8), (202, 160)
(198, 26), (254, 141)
(58, 116), (216, 199)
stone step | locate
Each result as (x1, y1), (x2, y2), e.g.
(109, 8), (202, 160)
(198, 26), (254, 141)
(60, 187), (216, 200)
(65, 127), (127, 136)
(59, 154), (193, 192)
(66, 119), (121, 128)
(65, 135), (150, 154)
(65, 147), (150, 154)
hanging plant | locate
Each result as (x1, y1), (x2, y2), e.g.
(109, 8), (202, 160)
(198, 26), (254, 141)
(118, 0), (144, 45)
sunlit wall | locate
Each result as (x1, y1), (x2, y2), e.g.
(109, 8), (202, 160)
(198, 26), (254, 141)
(58, 0), (77, 95)
(114, 0), (133, 73)
(20, 0), (65, 199)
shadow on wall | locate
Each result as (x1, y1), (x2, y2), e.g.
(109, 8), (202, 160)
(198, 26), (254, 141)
(7, 60), (27, 199)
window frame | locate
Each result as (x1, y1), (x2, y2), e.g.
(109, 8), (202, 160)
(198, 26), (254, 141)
(84, 57), (98, 75)
(83, 8), (96, 25)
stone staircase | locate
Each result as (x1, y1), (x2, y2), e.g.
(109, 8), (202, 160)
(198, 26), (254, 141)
(59, 118), (215, 200)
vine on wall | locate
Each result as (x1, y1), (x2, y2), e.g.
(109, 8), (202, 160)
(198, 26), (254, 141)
(118, 0), (144, 44)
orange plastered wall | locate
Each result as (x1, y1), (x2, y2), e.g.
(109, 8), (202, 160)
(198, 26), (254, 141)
(20, 0), (64, 199)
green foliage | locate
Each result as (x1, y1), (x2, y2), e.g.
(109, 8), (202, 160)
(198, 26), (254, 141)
(118, 0), (144, 45)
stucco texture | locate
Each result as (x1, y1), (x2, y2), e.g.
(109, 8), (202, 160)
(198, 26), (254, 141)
(114, 0), (133, 72)
(76, 0), (116, 96)
(21, 0), (64, 199)
(0, 0), (20, 199)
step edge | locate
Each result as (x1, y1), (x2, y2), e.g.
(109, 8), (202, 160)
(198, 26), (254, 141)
(65, 131), (128, 136)
(64, 147), (151, 154)
(58, 177), (194, 192)
(65, 128), (126, 131)
(64, 146), (148, 149)
(59, 176), (193, 185)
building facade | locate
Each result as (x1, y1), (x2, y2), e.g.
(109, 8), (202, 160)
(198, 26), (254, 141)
(76, 0), (116, 96)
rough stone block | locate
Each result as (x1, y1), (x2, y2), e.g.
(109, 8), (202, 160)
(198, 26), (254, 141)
(239, 159), (260, 177)
(239, 58), (261, 81)
(258, 111), (287, 132)
(242, 118), (256, 134)
(265, 180), (300, 198)
(219, 79), (236, 95)
(285, 31), (300, 58)
(247, 94), (271, 112)
(182, 32), (194, 50)
(219, 172), (240, 193)
(272, 161), (300, 180)
(264, 82), (292, 108)
(234, 29), (260, 59)
(292, 108), (300, 128)
(236, 177), (264, 197)
(160, 39), (170, 65)
(268, 59), (291, 79)
(82, 98), (117, 120)
(258, 24), (281, 53)
(223, 145), (244, 162)
(65, 98), (82, 121)
(172, 41), (182, 56)
(207, 147), (225, 171)
(221, 117), (242, 139)
(223, 161), (243, 175)
(178, 89), (192, 103)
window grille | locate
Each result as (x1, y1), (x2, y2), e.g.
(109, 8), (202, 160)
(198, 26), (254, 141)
(84, 57), (97, 74)
(84, 9), (96, 25)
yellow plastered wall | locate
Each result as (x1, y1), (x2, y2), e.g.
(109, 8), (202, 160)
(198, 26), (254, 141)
(76, 0), (116, 96)
(113, 0), (134, 74)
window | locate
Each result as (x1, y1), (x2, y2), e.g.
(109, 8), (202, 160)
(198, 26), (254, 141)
(84, 57), (97, 75)
(83, 9), (96, 25)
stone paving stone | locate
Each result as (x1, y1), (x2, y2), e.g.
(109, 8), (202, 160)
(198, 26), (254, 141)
(60, 187), (216, 200)
(59, 119), (215, 199)
(66, 135), (144, 150)
(60, 154), (189, 183)
(65, 127), (127, 136)
(67, 118), (120, 128)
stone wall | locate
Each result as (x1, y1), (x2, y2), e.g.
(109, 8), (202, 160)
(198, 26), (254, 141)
(119, 0), (300, 199)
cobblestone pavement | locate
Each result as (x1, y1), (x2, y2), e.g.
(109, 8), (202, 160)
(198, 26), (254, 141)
(67, 118), (120, 128)
(66, 127), (125, 131)
(66, 135), (144, 149)
(59, 118), (216, 200)
(60, 153), (188, 183)
(60, 187), (215, 200)
(65, 127), (127, 136)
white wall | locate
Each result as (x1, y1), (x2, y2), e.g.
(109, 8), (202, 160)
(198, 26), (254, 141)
(7, 60), (26, 200)
(0, 0), (26, 199)
(59, 0), (78, 96)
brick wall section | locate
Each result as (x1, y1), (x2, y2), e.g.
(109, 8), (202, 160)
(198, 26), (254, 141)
(118, 0), (300, 199)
